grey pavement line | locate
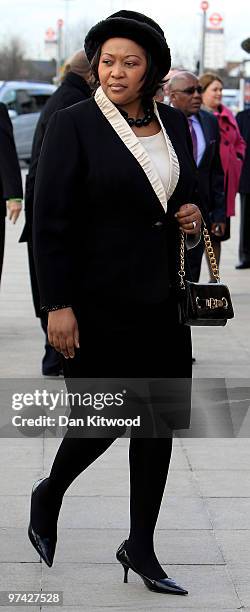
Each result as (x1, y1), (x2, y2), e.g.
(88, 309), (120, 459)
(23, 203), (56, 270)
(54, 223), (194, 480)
(224, 565), (244, 611)
(203, 512), (243, 609)
(3, 526), (250, 532)
(0, 561), (227, 566)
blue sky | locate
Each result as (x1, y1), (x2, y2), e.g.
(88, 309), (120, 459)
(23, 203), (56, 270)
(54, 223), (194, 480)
(0, 0), (249, 66)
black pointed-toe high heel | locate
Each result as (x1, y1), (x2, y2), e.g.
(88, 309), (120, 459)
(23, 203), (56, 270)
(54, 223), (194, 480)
(28, 478), (57, 568)
(116, 541), (188, 595)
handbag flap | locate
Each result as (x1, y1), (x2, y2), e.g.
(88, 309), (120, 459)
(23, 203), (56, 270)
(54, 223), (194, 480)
(186, 281), (234, 320)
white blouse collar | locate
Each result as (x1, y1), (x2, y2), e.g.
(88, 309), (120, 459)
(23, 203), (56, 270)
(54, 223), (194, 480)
(94, 86), (179, 213)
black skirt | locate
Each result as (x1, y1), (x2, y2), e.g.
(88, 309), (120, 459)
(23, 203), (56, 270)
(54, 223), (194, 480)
(62, 296), (192, 437)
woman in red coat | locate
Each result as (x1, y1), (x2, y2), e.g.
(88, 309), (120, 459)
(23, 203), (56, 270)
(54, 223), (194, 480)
(200, 72), (246, 270)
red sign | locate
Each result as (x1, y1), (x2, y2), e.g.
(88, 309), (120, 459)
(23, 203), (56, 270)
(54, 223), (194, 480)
(209, 12), (223, 27)
(201, 1), (209, 11)
(45, 27), (56, 41)
(57, 19), (64, 28)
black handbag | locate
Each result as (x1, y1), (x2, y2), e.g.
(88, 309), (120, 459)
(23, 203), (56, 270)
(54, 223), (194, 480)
(178, 223), (234, 326)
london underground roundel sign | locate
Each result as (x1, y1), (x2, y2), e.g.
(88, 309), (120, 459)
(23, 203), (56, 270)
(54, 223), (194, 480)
(209, 12), (223, 27)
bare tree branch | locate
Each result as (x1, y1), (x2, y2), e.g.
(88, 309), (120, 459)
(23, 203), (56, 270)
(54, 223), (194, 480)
(0, 36), (26, 80)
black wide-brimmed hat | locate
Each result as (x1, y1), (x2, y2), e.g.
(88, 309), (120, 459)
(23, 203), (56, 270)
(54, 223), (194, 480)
(84, 10), (171, 80)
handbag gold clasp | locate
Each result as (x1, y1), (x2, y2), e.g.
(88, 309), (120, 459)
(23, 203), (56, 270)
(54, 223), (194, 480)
(196, 296), (229, 309)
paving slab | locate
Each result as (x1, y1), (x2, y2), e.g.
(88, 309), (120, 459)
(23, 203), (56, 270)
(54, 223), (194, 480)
(215, 530), (250, 564)
(51, 528), (224, 565)
(0, 528), (40, 563)
(0, 468), (44, 495)
(0, 492), (213, 531)
(57, 495), (212, 530)
(0, 438), (43, 469)
(0, 496), (30, 529)
(0, 562), (42, 589)
(194, 469), (250, 497)
(61, 467), (199, 497)
(41, 565), (240, 608)
(43, 437), (190, 471)
(181, 439), (250, 470)
(206, 498), (250, 529)
(227, 564), (250, 607)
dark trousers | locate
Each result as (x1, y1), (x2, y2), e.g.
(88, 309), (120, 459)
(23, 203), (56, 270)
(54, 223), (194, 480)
(27, 241), (61, 373)
(40, 313), (62, 375)
(0, 209), (5, 285)
(186, 240), (205, 282)
(239, 193), (250, 264)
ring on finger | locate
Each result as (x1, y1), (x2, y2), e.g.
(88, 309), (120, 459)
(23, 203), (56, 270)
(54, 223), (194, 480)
(192, 220), (197, 229)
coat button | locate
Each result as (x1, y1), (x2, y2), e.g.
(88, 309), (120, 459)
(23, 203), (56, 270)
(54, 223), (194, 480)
(224, 140), (229, 145)
(153, 221), (163, 227)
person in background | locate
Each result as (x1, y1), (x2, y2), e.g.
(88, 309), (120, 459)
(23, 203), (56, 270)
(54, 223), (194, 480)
(169, 71), (225, 282)
(236, 108), (250, 268)
(154, 69), (180, 104)
(200, 72), (246, 274)
(19, 50), (93, 376)
(0, 102), (23, 284)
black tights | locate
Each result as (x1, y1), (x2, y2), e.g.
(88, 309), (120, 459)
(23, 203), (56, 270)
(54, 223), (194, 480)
(33, 434), (172, 579)
(32, 306), (188, 578)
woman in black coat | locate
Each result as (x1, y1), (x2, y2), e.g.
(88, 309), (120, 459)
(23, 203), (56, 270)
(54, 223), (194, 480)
(30, 10), (201, 596)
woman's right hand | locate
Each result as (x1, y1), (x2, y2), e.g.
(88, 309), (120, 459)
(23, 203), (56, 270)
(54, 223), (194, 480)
(48, 307), (80, 359)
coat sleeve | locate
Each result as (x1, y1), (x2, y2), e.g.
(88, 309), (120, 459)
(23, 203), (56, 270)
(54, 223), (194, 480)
(236, 111), (243, 134)
(33, 108), (82, 311)
(209, 119), (226, 223)
(21, 113), (48, 241)
(0, 103), (23, 200)
(234, 114), (246, 160)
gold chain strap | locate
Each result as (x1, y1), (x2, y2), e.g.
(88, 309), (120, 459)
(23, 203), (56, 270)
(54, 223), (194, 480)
(178, 231), (186, 290)
(178, 220), (221, 289)
(202, 225), (220, 282)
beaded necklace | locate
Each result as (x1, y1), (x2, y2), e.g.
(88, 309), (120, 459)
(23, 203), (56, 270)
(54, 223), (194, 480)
(117, 102), (154, 127)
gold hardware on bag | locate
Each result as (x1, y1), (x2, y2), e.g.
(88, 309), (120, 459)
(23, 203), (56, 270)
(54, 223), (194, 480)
(196, 296), (229, 310)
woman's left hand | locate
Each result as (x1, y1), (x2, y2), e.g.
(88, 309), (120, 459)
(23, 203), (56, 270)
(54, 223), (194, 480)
(174, 203), (201, 235)
(7, 200), (22, 224)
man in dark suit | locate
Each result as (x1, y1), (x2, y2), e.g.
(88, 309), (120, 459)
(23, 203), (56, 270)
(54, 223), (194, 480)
(19, 50), (93, 375)
(0, 103), (23, 284)
(169, 71), (225, 281)
(236, 108), (250, 268)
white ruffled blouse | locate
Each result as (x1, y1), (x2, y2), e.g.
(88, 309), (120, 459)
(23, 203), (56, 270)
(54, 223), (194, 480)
(94, 86), (180, 213)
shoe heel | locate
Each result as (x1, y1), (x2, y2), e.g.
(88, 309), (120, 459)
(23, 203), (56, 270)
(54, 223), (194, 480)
(122, 563), (129, 583)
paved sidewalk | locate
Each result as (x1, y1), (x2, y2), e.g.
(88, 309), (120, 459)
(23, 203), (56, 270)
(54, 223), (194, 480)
(0, 195), (250, 611)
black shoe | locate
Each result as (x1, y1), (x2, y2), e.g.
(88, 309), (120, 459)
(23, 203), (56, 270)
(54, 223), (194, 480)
(116, 541), (188, 595)
(28, 478), (57, 567)
(235, 262), (250, 269)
